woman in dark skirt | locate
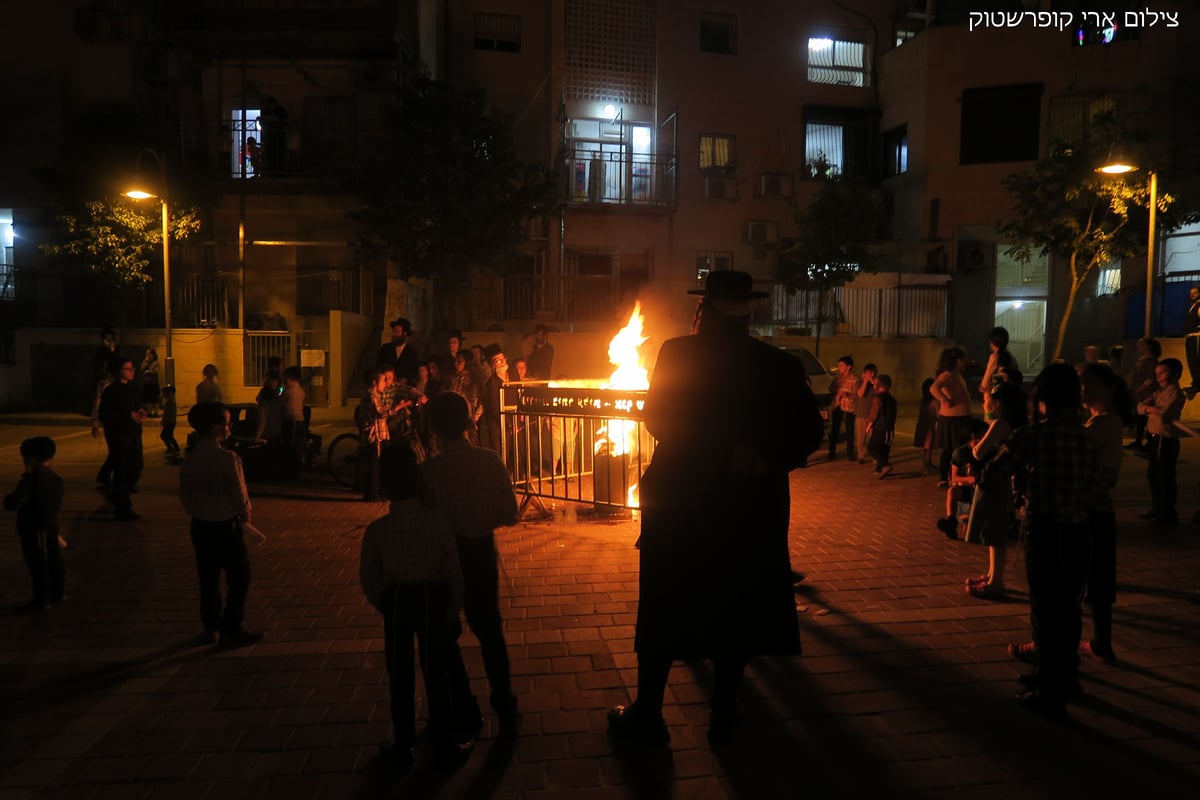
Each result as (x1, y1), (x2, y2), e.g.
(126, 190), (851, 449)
(913, 377), (938, 472)
(931, 346), (972, 487)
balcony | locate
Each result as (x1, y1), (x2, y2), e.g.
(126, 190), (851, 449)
(202, 114), (382, 186)
(562, 149), (676, 211)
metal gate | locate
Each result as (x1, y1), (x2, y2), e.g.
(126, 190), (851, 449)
(501, 382), (655, 514)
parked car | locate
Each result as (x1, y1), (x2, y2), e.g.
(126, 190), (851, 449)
(780, 347), (834, 411)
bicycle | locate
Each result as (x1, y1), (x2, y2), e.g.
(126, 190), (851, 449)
(326, 429), (427, 488)
(326, 432), (363, 487)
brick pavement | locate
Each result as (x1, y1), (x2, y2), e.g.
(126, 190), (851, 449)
(1, 419), (1199, 799)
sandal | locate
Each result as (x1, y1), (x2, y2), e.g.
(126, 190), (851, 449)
(1079, 640), (1117, 665)
(1008, 641), (1038, 664)
(967, 582), (1005, 599)
(964, 573), (989, 587)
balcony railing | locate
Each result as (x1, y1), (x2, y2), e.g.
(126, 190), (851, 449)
(460, 274), (626, 328)
(296, 268), (366, 316)
(0, 265), (21, 302)
(176, 275), (236, 328)
(563, 149), (677, 209)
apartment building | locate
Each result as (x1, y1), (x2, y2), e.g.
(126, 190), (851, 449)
(2, 0), (1194, 406)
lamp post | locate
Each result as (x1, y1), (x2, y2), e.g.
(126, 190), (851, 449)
(124, 149), (174, 388)
(1096, 148), (1157, 338)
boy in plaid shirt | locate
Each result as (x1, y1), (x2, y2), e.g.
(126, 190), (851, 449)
(984, 364), (1097, 719)
(360, 445), (481, 770)
(355, 369), (393, 502)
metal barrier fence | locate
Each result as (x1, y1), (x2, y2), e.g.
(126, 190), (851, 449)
(500, 383), (655, 514)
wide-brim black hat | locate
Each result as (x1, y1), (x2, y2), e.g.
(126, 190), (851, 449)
(687, 270), (768, 299)
(482, 342), (505, 363)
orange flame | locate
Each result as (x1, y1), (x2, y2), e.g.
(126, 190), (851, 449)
(604, 303), (649, 390)
(597, 303), (649, 506)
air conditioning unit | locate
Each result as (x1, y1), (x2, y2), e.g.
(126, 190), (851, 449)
(745, 220), (779, 246)
(704, 175), (737, 201)
(758, 173), (793, 199)
(957, 241), (996, 272)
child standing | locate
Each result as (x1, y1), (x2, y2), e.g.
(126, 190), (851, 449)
(355, 369), (394, 502)
(180, 403), (263, 647)
(936, 419), (989, 538)
(4, 437), (66, 612)
(913, 377), (938, 472)
(854, 363), (878, 464)
(964, 382), (1029, 600)
(866, 374), (897, 478)
(359, 445), (481, 770)
(1138, 357), (1185, 527)
(280, 366), (307, 479)
(160, 385), (180, 455)
(1080, 363), (1132, 663)
(827, 355), (858, 461)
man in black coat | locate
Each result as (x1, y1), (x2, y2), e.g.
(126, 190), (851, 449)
(607, 270), (823, 746)
(376, 318), (421, 386)
(98, 358), (147, 521)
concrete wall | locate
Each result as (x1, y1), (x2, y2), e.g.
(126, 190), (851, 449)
(330, 310), (375, 407)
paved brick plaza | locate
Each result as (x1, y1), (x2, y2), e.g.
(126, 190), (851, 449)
(1, 412), (1198, 799)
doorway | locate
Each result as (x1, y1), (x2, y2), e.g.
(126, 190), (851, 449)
(994, 299), (1046, 374)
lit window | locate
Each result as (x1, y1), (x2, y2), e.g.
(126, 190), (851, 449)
(883, 125), (908, 177)
(1096, 263), (1121, 296)
(699, 133), (736, 170)
(894, 20), (919, 48)
(807, 29), (870, 87)
(0, 210), (14, 301)
(230, 108), (261, 178)
(700, 13), (737, 54)
(475, 12), (521, 53)
(805, 123), (844, 177)
(696, 251), (733, 286)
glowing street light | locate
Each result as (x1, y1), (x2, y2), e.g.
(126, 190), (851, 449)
(1096, 145), (1157, 338)
(123, 149), (175, 387)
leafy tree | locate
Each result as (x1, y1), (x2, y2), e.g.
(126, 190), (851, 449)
(775, 161), (886, 356)
(997, 138), (1179, 362)
(41, 198), (200, 288)
(348, 68), (556, 326)
(36, 101), (201, 295)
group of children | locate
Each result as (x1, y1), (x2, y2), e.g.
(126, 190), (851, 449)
(827, 356), (898, 478)
(7, 389), (521, 772)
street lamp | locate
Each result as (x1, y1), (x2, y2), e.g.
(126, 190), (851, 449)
(1096, 145), (1157, 338)
(123, 149), (175, 388)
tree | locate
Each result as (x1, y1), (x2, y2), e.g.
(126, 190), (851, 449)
(41, 199), (200, 288)
(775, 161), (886, 356)
(998, 139), (1177, 362)
(348, 69), (557, 326)
(36, 102), (201, 312)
